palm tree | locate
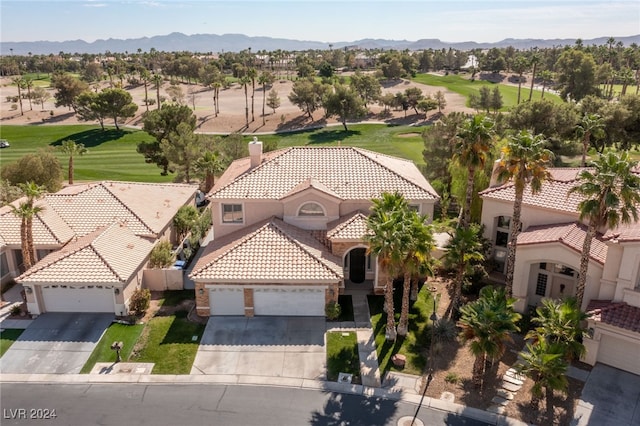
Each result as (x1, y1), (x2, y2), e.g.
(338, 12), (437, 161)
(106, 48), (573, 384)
(12, 76), (24, 116)
(258, 71), (275, 125)
(10, 182), (46, 270)
(152, 74), (163, 110)
(140, 69), (151, 112)
(239, 75), (251, 128)
(517, 340), (568, 411)
(539, 70), (553, 99)
(528, 53), (541, 102)
(443, 225), (485, 319)
(495, 131), (554, 297)
(512, 56), (528, 104)
(23, 76), (34, 111)
(458, 286), (521, 388)
(247, 67), (258, 122)
(570, 151), (640, 309)
(194, 151), (225, 193)
(454, 114), (495, 229)
(576, 114), (605, 167)
(397, 210), (435, 336)
(366, 192), (408, 341)
(57, 139), (88, 185)
(526, 297), (588, 362)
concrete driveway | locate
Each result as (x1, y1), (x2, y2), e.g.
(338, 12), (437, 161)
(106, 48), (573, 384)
(0, 313), (113, 374)
(572, 364), (640, 426)
(191, 316), (326, 380)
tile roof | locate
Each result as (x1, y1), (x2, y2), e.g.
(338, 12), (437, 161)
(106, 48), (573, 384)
(517, 222), (608, 265)
(480, 179), (584, 215)
(44, 181), (196, 237)
(327, 211), (371, 240)
(209, 147), (438, 201)
(17, 222), (154, 284)
(0, 198), (75, 247)
(603, 222), (640, 243)
(282, 177), (342, 200)
(190, 217), (343, 282)
(586, 301), (640, 333)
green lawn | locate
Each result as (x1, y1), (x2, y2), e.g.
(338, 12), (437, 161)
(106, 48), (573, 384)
(157, 290), (195, 307)
(0, 329), (24, 358)
(0, 125), (174, 182)
(412, 73), (563, 110)
(369, 285), (438, 376)
(326, 331), (361, 384)
(80, 323), (144, 373)
(130, 311), (205, 374)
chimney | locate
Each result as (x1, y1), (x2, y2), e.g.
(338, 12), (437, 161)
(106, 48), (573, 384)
(249, 137), (263, 168)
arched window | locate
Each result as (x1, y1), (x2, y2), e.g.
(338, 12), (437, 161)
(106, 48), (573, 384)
(298, 202), (325, 216)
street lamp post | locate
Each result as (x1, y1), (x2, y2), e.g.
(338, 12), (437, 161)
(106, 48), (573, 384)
(410, 286), (438, 426)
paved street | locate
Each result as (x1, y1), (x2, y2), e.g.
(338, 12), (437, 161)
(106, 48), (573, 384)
(0, 383), (491, 426)
(191, 316), (326, 379)
(0, 313), (113, 374)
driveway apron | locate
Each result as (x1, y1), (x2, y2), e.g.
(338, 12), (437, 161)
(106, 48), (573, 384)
(572, 364), (640, 426)
(0, 313), (113, 374)
(191, 316), (326, 380)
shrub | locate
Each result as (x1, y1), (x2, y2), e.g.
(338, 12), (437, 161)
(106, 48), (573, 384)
(444, 372), (460, 384)
(10, 304), (22, 316)
(10, 104), (17, 110)
(149, 240), (175, 268)
(129, 288), (151, 315)
(433, 318), (458, 343)
(325, 301), (341, 320)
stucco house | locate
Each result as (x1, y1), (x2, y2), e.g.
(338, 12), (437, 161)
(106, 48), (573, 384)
(480, 167), (640, 375)
(190, 140), (439, 317)
(0, 181), (197, 315)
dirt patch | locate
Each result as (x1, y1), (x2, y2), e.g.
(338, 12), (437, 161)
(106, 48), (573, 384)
(396, 132), (421, 138)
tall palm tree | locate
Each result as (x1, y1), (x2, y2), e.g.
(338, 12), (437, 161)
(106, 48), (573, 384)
(58, 139), (88, 185)
(239, 75), (251, 128)
(258, 71), (275, 125)
(539, 70), (553, 99)
(458, 286), (521, 388)
(23, 76), (34, 111)
(397, 210), (435, 336)
(12, 76), (24, 116)
(526, 297), (588, 362)
(454, 114), (495, 229)
(152, 74), (163, 110)
(570, 151), (640, 309)
(366, 192), (408, 342)
(528, 53), (541, 102)
(495, 131), (554, 297)
(10, 182), (46, 270)
(140, 68), (150, 112)
(194, 150), (225, 193)
(517, 340), (568, 411)
(443, 225), (485, 319)
(247, 67), (258, 122)
(512, 56), (528, 104)
(576, 114), (605, 167)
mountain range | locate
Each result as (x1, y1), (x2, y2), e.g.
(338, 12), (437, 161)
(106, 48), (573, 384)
(3, 33), (640, 56)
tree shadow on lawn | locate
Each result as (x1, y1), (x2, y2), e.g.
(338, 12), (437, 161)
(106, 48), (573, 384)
(50, 128), (130, 148)
(160, 312), (206, 345)
(308, 129), (361, 145)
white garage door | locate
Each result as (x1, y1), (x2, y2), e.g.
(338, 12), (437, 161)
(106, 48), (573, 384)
(42, 285), (114, 313)
(209, 288), (245, 315)
(253, 287), (325, 316)
(598, 334), (640, 375)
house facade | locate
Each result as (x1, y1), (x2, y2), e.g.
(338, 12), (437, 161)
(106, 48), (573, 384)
(1, 181), (197, 316)
(480, 167), (640, 375)
(190, 141), (439, 317)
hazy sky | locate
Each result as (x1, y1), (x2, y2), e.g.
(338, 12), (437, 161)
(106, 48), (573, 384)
(1, 0), (639, 43)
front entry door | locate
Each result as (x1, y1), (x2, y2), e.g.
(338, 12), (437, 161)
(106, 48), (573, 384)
(349, 248), (366, 283)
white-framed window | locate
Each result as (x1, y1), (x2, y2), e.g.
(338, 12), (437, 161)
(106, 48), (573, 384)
(408, 204), (420, 213)
(495, 215), (511, 248)
(535, 273), (548, 296)
(221, 204), (243, 223)
(298, 202), (325, 217)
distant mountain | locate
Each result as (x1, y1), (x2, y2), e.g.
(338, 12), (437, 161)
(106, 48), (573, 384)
(2, 33), (639, 55)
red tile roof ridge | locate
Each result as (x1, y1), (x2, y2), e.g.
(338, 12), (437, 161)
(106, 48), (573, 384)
(99, 182), (157, 237)
(326, 210), (370, 238)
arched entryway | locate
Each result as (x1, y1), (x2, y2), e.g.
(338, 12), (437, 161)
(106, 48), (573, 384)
(348, 248), (367, 283)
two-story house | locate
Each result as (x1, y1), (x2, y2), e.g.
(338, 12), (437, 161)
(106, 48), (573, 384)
(1, 181), (197, 316)
(480, 167), (640, 375)
(190, 140), (439, 317)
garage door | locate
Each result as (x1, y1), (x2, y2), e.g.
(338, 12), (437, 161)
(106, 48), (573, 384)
(42, 285), (114, 313)
(209, 288), (245, 315)
(598, 334), (640, 375)
(253, 287), (325, 316)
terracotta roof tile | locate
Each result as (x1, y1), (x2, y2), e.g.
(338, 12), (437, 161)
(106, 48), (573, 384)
(209, 147), (438, 201)
(327, 211), (371, 240)
(586, 301), (640, 333)
(190, 217), (343, 282)
(517, 222), (608, 264)
(282, 177), (342, 200)
(481, 179), (583, 215)
(603, 222), (640, 243)
(17, 222), (153, 284)
(0, 199), (75, 246)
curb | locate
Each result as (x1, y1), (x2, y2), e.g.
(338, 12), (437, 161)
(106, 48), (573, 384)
(0, 374), (531, 425)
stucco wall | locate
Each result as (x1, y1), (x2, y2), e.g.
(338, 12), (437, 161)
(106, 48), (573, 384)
(143, 268), (184, 291)
(212, 200), (283, 238)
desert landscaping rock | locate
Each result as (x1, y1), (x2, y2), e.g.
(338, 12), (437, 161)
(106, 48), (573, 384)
(506, 368), (526, 381)
(486, 405), (506, 415)
(496, 389), (515, 400)
(501, 381), (522, 393)
(503, 374), (524, 386)
(491, 396), (510, 406)
(440, 391), (455, 402)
